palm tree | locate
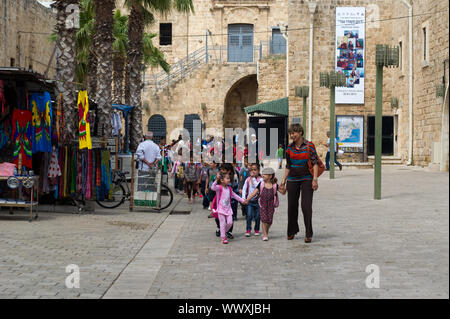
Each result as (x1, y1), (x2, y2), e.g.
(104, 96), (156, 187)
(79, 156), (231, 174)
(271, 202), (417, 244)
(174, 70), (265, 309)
(75, 0), (94, 87)
(125, 0), (194, 152)
(112, 9), (128, 104)
(54, 0), (80, 142)
(93, 0), (115, 137)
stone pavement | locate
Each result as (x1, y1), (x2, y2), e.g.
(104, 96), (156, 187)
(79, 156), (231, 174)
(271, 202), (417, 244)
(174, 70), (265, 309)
(0, 166), (448, 299)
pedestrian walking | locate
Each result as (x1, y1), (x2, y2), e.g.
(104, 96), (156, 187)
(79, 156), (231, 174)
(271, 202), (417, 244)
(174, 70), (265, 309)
(325, 131), (343, 171)
(245, 167), (286, 241)
(200, 161), (210, 209)
(277, 144), (284, 169)
(210, 173), (246, 244)
(206, 162), (220, 215)
(183, 155), (201, 204)
(135, 131), (162, 171)
(238, 157), (250, 217)
(280, 124), (319, 243)
(242, 163), (262, 237)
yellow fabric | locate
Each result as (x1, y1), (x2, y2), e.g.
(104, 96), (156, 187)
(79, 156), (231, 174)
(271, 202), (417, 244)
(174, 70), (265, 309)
(77, 90), (92, 150)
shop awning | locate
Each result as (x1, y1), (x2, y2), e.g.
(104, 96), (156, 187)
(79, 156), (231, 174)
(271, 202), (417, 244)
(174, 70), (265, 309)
(244, 97), (289, 117)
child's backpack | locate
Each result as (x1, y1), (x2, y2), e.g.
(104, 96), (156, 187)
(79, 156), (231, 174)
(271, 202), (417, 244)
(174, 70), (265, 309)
(211, 185), (232, 219)
(176, 163), (184, 178)
(258, 181), (279, 208)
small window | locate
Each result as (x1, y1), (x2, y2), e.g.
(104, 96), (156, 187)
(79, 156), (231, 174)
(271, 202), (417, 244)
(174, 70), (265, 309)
(10, 58), (15, 67)
(160, 23), (172, 46)
(423, 27), (427, 61)
(399, 41), (403, 71)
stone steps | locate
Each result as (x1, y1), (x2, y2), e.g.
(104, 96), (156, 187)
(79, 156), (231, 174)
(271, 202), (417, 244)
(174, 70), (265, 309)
(368, 156), (403, 165)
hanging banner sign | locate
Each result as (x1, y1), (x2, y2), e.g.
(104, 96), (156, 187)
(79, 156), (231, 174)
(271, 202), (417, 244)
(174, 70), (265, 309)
(335, 7), (366, 104)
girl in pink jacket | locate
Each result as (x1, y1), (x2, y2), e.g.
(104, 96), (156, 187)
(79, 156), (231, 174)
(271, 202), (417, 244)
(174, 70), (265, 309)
(211, 173), (246, 244)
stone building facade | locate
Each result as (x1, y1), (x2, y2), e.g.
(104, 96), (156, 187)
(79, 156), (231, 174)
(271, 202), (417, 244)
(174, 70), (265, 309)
(142, 0), (289, 140)
(142, 0), (448, 170)
(0, 0), (56, 77)
(288, 0), (448, 169)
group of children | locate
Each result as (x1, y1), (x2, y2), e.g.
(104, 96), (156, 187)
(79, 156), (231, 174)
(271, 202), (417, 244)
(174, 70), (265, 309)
(210, 161), (286, 244)
(169, 156), (286, 244)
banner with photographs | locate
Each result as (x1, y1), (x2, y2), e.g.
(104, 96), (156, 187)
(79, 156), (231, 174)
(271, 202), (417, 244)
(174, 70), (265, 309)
(335, 7), (365, 104)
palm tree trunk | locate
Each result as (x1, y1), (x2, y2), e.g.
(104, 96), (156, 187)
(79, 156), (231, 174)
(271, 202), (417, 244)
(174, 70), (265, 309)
(124, 58), (131, 105)
(93, 0), (114, 137)
(127, 1), (144, 152)
(113, 55), (125, 104)
(55, 0), (79, 142)
(87, 39), (98, 98)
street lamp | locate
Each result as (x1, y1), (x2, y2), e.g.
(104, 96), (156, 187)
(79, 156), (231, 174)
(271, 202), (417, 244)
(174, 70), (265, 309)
(374, 44), (400, 199)
(294, 86), (309, 132)
(320, 71), (346, 180)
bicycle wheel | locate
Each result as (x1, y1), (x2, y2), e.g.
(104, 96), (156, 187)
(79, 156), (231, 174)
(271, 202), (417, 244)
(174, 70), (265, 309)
(152, 184), (173, 211)
(96, 183), (126, 209)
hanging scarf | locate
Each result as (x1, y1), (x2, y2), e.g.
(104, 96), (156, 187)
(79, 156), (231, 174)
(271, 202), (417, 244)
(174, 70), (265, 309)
(77, 90), (92, 150)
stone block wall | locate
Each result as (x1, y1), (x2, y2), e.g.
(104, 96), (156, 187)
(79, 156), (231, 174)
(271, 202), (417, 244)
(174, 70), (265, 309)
(288, 0), (396, 161)
(0, 0), (56, 77)
(142, 63), (258, 140)
(257, 57), (287, 103)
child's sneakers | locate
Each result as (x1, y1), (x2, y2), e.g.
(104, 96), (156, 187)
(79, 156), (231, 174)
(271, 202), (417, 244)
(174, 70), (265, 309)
(222, 238), (229, 244)
(254, 231), (260, 236)
(245, 231), (251, 237)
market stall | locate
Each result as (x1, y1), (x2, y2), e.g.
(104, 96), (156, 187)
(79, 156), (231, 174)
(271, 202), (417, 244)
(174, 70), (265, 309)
(0, 68), (114, 219)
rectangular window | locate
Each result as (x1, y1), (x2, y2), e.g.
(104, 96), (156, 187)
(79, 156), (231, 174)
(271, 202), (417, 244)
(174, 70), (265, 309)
(10, 58), (15, 67)
(160, 23), (172, 46)
(423, 27), (427, 61)
(399, 41), (403, 71)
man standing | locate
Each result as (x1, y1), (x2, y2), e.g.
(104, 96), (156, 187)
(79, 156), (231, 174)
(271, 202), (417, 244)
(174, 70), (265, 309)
(325, 131), (343, 171)
(136, 131), (162, 171)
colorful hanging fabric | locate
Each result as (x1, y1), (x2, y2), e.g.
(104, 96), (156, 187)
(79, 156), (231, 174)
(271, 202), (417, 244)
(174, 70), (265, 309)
(11, 109), (33, 169)
(0, 123), (10, 150)
(31, 92), (52, 153)
(48, 146), (62, 180)
(86, 149), (93, 199)
(77, 90), (92, 150)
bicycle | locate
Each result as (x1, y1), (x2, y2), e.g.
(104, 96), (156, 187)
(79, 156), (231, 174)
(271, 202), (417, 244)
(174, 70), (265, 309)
(96, 168), (174, 211)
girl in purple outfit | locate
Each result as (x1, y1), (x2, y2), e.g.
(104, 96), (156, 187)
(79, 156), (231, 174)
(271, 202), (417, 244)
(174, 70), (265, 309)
(211, 173), (246, 244)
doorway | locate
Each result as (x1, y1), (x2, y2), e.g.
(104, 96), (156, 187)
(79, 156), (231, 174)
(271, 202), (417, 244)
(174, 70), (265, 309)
(249, 116), (288, 157)
(367, 116), (394, 156)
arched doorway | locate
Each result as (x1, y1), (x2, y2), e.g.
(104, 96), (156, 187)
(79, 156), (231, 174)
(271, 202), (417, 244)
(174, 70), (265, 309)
(147, 114), (166, 144)
(223, 74), (257, 132)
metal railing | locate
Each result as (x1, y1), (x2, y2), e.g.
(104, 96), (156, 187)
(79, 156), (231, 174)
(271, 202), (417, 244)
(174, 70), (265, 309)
(143, 41), (285, 93)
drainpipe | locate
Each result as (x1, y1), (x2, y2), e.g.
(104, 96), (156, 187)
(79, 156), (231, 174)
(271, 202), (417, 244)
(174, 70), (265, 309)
(401, 0), (413, 165)
(307, 2), (317, 140)
(278, 23), (289, 97)
(440, 80), (449, 171)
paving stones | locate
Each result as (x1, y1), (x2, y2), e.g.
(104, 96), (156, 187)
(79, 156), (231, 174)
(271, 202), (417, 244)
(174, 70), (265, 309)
(0, 166), (448, 299)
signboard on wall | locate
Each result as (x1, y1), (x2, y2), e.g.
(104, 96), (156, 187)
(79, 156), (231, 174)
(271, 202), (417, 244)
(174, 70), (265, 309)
(336, 115), (364, 153)
(335, 7), (366, 104)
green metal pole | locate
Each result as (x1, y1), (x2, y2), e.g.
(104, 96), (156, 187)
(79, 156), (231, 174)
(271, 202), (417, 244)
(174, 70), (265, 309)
(302, 97), (307, 133)
(330, 87), (336, 180)
(374, 65), (383, 200)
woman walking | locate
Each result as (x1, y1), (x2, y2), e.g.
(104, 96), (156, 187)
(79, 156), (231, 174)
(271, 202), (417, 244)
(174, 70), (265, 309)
(280, 124), (319, 243)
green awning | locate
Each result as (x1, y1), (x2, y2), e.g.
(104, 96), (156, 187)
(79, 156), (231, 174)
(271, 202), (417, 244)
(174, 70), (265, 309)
(244, 97), (289, 117)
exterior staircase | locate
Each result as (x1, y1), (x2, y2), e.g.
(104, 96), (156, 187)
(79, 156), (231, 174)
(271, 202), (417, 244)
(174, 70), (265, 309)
(142, 42), (273, 93)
